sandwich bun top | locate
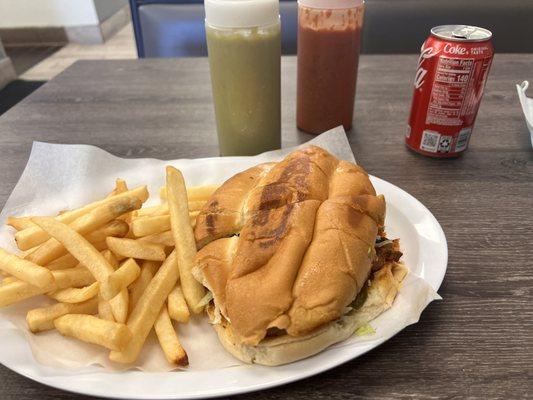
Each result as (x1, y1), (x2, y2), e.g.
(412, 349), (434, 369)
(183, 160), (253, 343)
(194, 146), (385, 346)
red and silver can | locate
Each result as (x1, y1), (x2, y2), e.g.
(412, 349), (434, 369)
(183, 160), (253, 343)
(406, 25), (493, 157)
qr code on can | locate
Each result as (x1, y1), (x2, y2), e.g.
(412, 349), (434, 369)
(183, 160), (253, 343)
(420, 130), (440, 152)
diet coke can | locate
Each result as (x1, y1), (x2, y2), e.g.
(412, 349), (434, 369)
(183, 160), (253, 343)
(406, 25), (494, 157)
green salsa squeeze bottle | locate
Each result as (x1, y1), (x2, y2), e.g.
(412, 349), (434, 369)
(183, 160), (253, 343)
(205, 0), (281, 156)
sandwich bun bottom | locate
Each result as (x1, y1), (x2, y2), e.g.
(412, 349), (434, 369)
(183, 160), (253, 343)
(208, 262), (408, 366)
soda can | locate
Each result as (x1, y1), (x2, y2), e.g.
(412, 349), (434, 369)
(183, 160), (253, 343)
(406, 25), (494, 157)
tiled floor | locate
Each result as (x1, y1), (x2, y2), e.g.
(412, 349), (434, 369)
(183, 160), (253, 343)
(19, 24), (137, 81)
(0, 80), (45, 115)
(5, 46), (63, 75)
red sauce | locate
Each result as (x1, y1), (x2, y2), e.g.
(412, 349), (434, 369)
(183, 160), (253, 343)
(296, 7), (363, 134)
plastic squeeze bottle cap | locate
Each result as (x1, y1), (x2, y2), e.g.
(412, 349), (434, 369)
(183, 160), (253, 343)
(298, 0), (363, 9)
(205, 0), (280, 28)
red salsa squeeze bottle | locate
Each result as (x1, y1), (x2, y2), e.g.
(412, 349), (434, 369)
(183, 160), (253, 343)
(297, 0), (364, 134)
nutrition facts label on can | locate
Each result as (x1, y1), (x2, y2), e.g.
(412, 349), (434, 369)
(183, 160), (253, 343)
(425, 57), (475, 126)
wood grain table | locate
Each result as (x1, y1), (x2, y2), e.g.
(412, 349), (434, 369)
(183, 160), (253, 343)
(0, 55), (531, 400)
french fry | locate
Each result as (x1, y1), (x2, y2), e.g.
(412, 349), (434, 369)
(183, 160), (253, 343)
(109, 289), (129, 323)
(2, 176), (224, 364)
(89, 240), (109, 252)
(102, 250), (129, 323)
(47, 241), (104, 272)
(170, 200), (205, 212)
(54, 314), (132, 351)
(46, 245), (112, 272)
(136, 204), (205, 221)
(132, 211), (200, 238)
(124, 223), (136, 238)
(160, 184), (219, 202)
(30, 217), (132, 324)
(1, 276), (17, 285)
(98, 296), (115, 321)
(0, 267), (94, 307)
(6, 216), (35, 231)
(189, 210), (199, 228)
(48, 282), (99, 303)
(168, 285), (190, 323)
(135, 204), (169, 218)
(154, 305), (188, 366)
(139, 230), (174, 247)
(100, 258), (140, 301)
(102, 249), (119, 269)
(106, 237), (166, 261)
(111, 252), (127, 262)
(109, 251), (179, 363)
(128, 260), (159, 314)
(39, 243), (105, 273)
(166, 167), (205, 313)
(163, 246), (173, 257)
(15, 186), (149, 251)
(19, 246), (39, 259)
(187, 184), (220, 201)
(32, 222), (125, 271)
(131, 215), (170, 237)
(51, 266), (95, 288)
(115, 179), (128, 193)
(45, 253), (79, 270)
(0, 248), (54, 288)
(32, 217), (116, 282)
(107, 178), (129, 197)
(26, 297), (98, 332)
(113, 180), (137, 224)
(27, 197), (141, 266)
(0, 280), (48, 306)
(188, 201), (206, 212)
(119, 211), (134, 225)
(84, 219), (130, 243)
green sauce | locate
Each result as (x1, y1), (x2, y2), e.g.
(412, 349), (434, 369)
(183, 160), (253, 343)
(206, 23), (281, 156)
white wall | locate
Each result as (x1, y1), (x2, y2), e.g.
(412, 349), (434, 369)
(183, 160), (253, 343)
(0, 37), (6, 59)
(93, 0), (128, 22)
(0, 0), (99, 28)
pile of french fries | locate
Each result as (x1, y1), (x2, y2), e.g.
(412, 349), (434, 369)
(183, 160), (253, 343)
(0, 167), (219, 367)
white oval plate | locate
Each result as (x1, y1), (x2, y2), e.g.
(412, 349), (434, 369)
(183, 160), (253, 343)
(0, 175), (447, 399)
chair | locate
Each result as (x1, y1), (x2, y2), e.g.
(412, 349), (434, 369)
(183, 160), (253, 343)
(129, 0), (297, 58)
(130, 0), (533, 58)
(363, 0), (533, 54)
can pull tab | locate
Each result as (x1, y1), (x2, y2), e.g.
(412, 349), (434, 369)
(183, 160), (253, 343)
(451, 26), (477, 39)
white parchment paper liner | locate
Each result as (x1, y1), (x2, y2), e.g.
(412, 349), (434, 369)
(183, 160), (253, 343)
(516, 81), (533, 147)
(0, 126), (441, 372)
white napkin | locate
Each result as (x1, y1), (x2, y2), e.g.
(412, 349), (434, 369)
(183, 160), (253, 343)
(0, 126), (440, 372)
(516, 80), (533, 147)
